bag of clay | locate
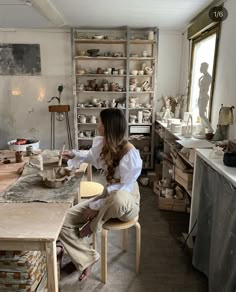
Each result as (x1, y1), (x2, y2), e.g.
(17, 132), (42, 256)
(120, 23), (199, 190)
(223, 139), (236, 167)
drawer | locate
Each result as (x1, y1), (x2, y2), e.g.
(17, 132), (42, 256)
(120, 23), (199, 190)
(130, 125), (151, 134)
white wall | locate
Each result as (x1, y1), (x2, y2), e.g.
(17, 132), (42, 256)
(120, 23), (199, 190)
(0, 29), (73, 150)
(0, 28), (183, 150)
(211, 0), (236, 138)
(156, 31), (183, 109)
(179, 0), (236, 138)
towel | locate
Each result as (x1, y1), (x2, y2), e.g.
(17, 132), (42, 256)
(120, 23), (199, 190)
(218, 106), (234, 125)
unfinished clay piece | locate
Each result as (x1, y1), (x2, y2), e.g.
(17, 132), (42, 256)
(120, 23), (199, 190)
(39, 167), (75, 188)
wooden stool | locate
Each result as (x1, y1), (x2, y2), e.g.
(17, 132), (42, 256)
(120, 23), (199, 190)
(79, 164), (104, 250)
(78, 164), (104, 200)
(80, 181), (104, 198)
(100, 216), (141, 283)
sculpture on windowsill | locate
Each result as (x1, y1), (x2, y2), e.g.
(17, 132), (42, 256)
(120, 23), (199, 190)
(158, 95), (185, 121)
(194, 62), (214, 139)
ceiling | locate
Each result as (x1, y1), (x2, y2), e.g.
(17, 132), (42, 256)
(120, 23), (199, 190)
(0, 0), (216, 31)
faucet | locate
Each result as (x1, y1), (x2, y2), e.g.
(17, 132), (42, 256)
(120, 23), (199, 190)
(184, 114), (193, 138)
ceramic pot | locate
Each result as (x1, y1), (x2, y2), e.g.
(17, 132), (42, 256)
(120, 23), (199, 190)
(78, 115), (86, 123)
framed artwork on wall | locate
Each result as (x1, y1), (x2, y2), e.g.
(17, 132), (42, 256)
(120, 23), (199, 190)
(0, 44), (41, 75)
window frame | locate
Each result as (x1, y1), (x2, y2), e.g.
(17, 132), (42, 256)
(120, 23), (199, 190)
(187, 24), (221, 121)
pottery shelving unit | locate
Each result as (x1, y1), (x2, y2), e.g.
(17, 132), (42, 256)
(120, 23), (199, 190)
(71, 27), (159, 169)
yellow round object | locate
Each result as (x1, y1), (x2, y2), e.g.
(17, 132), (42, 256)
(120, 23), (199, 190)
(80, 181), (104, 198)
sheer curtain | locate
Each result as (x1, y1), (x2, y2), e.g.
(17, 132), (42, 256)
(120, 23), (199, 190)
(189, 33), (217, 119)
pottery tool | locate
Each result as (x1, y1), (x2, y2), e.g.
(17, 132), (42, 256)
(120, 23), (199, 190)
(58, 144), (65, 167)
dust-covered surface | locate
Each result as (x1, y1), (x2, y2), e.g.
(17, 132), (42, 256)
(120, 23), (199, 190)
(0, 150), (83, 203)
(0, 171), (82, 203)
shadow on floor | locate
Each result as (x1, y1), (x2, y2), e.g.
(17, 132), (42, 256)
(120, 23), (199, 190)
(60, 176), (208, 292)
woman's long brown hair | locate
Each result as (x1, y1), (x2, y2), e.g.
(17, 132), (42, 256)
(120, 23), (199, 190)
(99, 108), (127, 182)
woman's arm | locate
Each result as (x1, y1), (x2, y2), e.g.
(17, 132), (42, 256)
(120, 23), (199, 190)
(65, 136), (105, 169)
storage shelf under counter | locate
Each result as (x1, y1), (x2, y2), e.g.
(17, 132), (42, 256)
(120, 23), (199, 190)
(190, 148), (236, 235)
(190, 148), (236, 291)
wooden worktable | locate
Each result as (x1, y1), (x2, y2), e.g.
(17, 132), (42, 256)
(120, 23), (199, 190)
(0, 150), (88, 291)
(0, 202), (70, 292)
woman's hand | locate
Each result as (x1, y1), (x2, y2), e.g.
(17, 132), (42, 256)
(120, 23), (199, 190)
(79, 221), (92, 238)
(60, 150), (75, 160)
(82, 208), (99, 221)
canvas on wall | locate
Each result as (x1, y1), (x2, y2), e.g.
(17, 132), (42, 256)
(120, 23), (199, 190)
(0, 44), (41, 75)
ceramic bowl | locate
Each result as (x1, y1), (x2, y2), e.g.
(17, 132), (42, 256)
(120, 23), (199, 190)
(93, 35), (104, 40)
(39, 167), (75, 188)
(8, 139), (40, 151)
(87, 49), (100, 57)
(140, 177), (149, 186)
(131, 70), (138, 76)
(78, 50), (86, 56)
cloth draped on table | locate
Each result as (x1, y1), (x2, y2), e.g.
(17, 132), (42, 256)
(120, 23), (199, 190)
(192, 157), (236, 292)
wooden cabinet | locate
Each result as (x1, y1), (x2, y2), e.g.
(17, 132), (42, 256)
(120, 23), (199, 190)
(154, 121), (194, 212)
(71, 27), (159, 169)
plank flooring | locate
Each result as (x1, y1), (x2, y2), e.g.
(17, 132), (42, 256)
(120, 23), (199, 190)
(59, 172), (208, 292)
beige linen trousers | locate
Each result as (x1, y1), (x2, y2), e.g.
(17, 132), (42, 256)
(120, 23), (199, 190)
(59, 183), (140, 272)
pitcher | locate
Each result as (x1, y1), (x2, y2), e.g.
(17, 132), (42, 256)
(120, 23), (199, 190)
(78, 115), (86, 123)
(90, 115), (96, 123)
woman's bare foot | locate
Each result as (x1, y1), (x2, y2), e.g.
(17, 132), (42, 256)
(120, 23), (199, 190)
(79, 258), (100, 282)
(79, 264), (93, 281)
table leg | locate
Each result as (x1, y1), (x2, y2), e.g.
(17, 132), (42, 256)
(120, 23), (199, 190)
(65, 112), (73, 149)
(46, 240), (58, 292)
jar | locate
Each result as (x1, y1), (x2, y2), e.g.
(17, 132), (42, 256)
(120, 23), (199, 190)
(15, 151), (23, 163)
(148, 31), (154, 40)
(142, 51), (148, 57)
(26, 145), (33, 156)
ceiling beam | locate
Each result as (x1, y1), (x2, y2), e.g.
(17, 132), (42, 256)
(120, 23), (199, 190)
(30, 0), (65, 26)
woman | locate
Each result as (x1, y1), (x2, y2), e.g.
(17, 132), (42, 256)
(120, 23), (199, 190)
(59, 108), (142, 281)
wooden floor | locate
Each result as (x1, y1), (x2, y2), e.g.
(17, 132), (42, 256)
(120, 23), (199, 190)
(59, 173), (208, 292)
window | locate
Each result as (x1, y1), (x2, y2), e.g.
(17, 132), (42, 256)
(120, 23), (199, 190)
(188, 25), (220, 121)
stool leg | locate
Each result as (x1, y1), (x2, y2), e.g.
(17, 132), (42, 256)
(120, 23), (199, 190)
(87, 164), (93, 181)
(92, 232), (96, 250)
(101, 228), (108, 284)
(135, 222), (141, 274)
(122, 229), (128, 252)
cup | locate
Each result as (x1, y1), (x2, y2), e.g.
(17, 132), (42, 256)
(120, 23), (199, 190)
(148, 31), (154, 40)
(165, 188), (174, 198)
(135, 87), (141, 92)
(140, 177), (149, 186)
(85, 131), (92, 138)
(119, 69), (124, 75)
(131, 70), (138, 76)
(142, 51), (148, 57)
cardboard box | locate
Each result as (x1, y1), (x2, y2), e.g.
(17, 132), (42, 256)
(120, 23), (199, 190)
(174, 167), (193, 190)
(154, 181), (187, 212)
(158, 195), (186, 212)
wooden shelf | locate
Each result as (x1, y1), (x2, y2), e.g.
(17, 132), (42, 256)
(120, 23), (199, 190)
(130, 40), (156, 44)
(74, 56), (126, 60)
(178, 151), (194, 168)
(129, 91), (154, 94)
(76, 91), (126, 94)
(73, 27), (159, 169)
(76, 74), (126, 77)
(130, 57), (155, 60)
(74, 39), (126, 44)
